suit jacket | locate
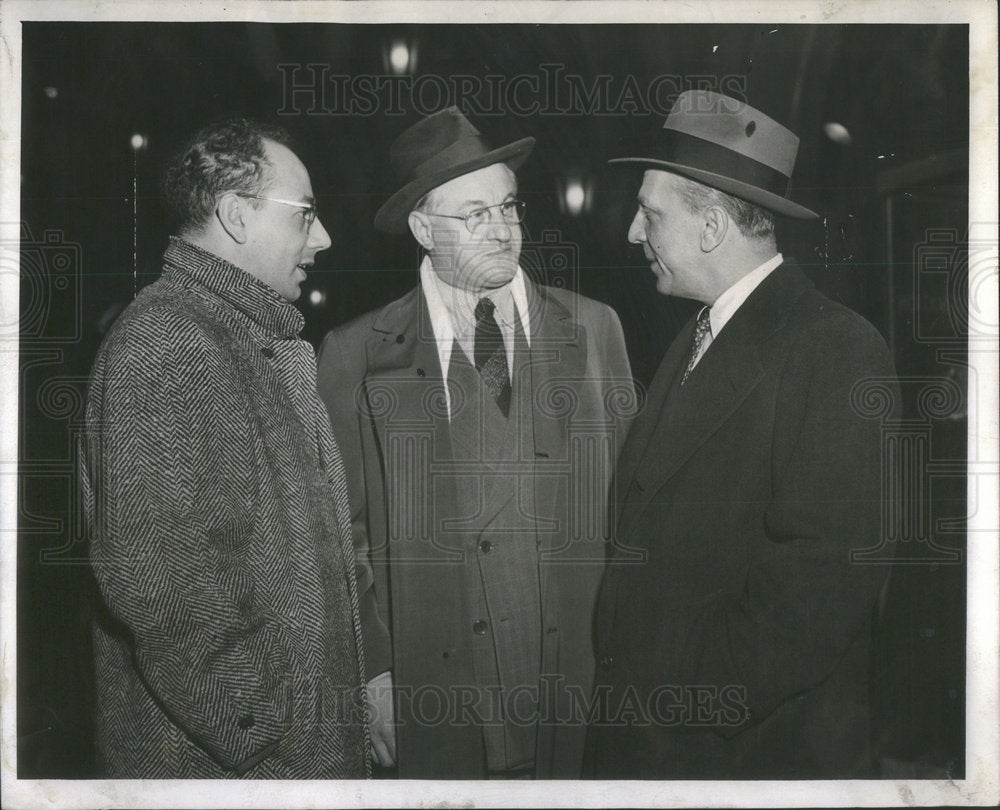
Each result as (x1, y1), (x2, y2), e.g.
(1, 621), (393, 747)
(82, 238), (370, 778)
(588, 262), (900, 779)
(317, 278), (635, 778)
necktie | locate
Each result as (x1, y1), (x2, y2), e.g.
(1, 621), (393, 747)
(681, 307), (712, 385)
(474, 297), (511, 416)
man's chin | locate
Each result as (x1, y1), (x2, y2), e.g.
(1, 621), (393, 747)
(469, 257), (519, 290)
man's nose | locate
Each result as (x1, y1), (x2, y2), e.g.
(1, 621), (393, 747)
(309, 217), (333, 251)
(481, 214), (513, 242)
(627, 211), (645, 244)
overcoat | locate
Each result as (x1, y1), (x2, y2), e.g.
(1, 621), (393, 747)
(587, 263), (900, 778)
(317, 278), (635, 778)
(82, 238), (370, 778)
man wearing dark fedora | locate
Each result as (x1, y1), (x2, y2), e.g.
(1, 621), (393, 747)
(586, 90), (899, 778)
(316, 106), (635, 778)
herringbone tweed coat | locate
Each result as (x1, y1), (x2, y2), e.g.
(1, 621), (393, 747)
(82, 238), (371, 778)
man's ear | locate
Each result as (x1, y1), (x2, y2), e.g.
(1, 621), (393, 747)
(408, 210), (435, 251)
(216, 193), (249, 244)
(700, 205), (728, 252)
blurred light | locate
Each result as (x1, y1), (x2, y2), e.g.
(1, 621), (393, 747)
(308, 289), (327, 306)
(823, 122), (852, 146)
(564, 180), (586, 216)
(558, 175), (593, 217)
(130, 133), (149, 151)
(383, 36), (418, 76)
(43, 86), (58, 99)
(712, 45), (719, 53)
(390, 41), (409, 74)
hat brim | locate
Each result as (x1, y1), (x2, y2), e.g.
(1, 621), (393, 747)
(375, 136), (536, 233)
(609, 156), (819, 220)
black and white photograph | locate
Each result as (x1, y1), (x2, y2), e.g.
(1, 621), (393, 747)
(1, 1), (997, 807)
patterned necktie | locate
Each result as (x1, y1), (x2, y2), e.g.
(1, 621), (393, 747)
(681, 307), (712, 386)
(474, 297), (511, 416)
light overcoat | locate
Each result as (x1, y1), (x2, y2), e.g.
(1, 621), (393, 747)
(317, 279), (634, 778)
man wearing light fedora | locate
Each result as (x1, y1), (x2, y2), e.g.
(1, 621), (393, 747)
(586, 90), (899, 778)
(316, 107), (635, 778)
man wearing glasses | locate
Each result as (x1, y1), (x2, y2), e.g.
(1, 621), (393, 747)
(316, 107), (634, 778)
(81, 118), (371, 777)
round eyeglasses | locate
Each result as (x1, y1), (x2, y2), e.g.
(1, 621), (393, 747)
(236, 193), (319, 228)
(425, 199), (526, 233)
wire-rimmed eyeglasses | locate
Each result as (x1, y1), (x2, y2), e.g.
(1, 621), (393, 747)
(236, 193), (319, 228)
(425, 199), (526, 233)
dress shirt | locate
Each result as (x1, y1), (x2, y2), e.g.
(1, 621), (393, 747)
(690, 252), (784, 370)
(419, 254), (531, 417)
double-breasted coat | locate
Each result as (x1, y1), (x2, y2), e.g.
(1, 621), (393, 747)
(317, 279), (634, 778)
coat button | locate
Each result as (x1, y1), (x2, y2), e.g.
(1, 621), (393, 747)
(417, 367), (426, 377)
(599, 655), (614, 668)
(237, 714), (255, 730)
(472, 619), (488, 635)
(395, 334), (405, 344)
(479, 540), (493, 554)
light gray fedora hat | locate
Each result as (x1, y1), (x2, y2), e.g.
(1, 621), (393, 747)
(610, 89), (818, 219)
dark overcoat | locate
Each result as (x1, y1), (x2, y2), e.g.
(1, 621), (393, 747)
(82, 238), (370, 778)
(317, 279), (635, 778)
(588, 263), (900, 778)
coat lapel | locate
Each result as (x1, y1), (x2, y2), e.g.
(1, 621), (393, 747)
(618, 263), (810, 533)
(524, 278), (588, 463)
(613, 316), (693, 528)
(363, 287), (463, 560)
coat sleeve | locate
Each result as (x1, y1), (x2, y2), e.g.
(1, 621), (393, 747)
(86, 315), (290, 774)
(669, 310), (898, 730)
(584, 301), (637, 446)
(316, 329), (393, 678)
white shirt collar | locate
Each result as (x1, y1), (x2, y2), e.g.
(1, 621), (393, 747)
(418, 254), (531, 385)
(709, 253), (783, 339)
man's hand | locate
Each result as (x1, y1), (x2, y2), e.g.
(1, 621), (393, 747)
(365, 670), (396, 768)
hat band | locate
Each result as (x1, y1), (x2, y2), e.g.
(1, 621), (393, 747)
(657, 129), (791, 198)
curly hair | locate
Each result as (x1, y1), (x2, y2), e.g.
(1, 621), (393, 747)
(673, 174), (775, 240)
(164, 118), (296, 234)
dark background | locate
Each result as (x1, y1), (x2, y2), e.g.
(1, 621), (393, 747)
(18, 22), (969, 777)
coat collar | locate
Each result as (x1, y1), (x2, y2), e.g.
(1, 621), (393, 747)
(163, 237), (305, 339)
(616, 261), (814, 531)
(365, 275), (579, 376)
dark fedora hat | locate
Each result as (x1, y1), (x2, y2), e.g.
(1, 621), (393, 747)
(611, 90), (818, 219)
(374, 106), (535, 233)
